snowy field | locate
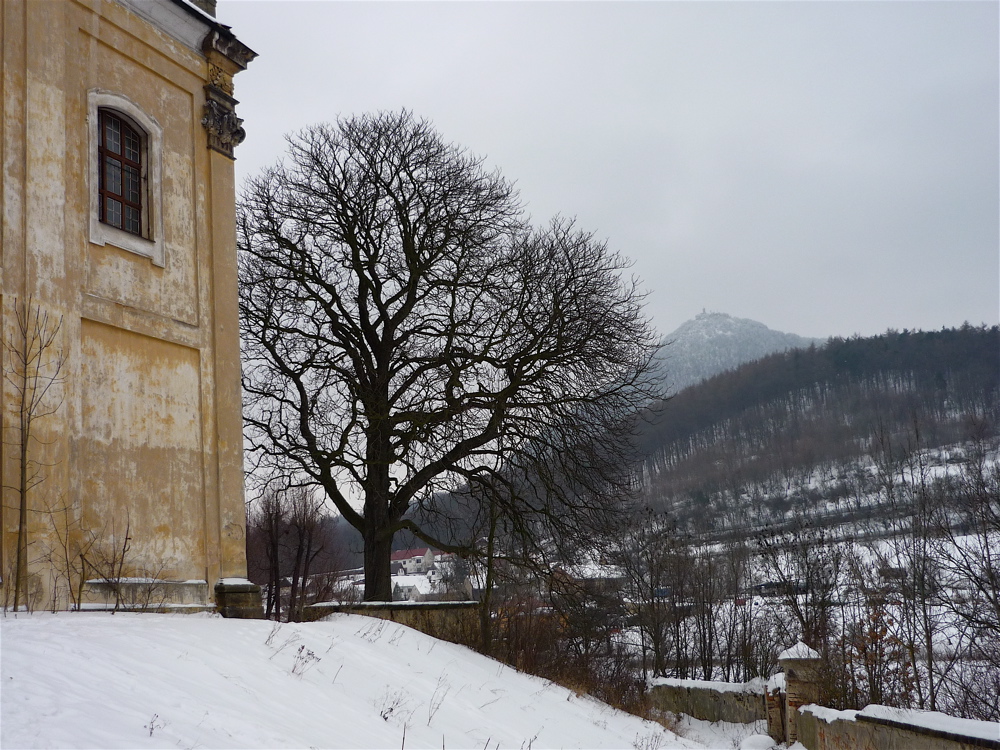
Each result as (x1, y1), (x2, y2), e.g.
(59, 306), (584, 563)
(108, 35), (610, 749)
(0, 612), (774, 749)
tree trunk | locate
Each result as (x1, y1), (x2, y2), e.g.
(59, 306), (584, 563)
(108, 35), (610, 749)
(13, 405), (29, 611)
(287, 535), (304, 622)
(266, 514), (280, 619)
(479, 500), (498, 654)
(298, 532), (322, 622)
(363, 400), (394, 601)
(363, 526), (393, 601)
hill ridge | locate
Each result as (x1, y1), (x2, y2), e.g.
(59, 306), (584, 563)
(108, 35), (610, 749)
(658, 311), (823, 394)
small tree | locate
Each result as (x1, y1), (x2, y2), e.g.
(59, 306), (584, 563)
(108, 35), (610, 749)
(285, 486), (327, 622)
(612, 508), (684, 678)
(238, 111), (660, 600)
(247, 483), (342, 620)
(868, 416), (951, 712)
(41, 497), (98, 612)
(249, 488), (286, 619)
(2, 298), (64, 612)
(755, 510), (843, 655)
(935, 416), (1000, 720)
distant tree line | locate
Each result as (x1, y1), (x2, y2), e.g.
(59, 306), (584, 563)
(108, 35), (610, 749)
(638, 325), (998, 530)
(505, 416), (1000, 722)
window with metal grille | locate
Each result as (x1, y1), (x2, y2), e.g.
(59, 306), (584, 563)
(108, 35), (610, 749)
(98, 109), (143, 236)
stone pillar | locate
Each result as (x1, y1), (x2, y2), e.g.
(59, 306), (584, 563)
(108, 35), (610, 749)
(778, 641), (822, 745)
(765, 676), (786, 743)
(215, 579), (264, 619)
(199, 29), (257, 588)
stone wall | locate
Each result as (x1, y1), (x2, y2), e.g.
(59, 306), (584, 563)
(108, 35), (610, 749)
(651, 673), (999, 750)
(305, 601), (480, 648)
(797, 705), (1000, 750)
(648, 679), (767, 724)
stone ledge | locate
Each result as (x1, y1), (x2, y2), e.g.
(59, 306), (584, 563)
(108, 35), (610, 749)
(214, 580), (264, 619)
(78, 603), (216, 614)
(797, 704), (1000, 750)
(82, 579), (209, 608)
(311, 600), (479, 612)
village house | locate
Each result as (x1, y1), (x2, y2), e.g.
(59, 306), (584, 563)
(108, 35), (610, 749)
(390, 547), (443, 575)
(1, 0), (258, 614)
(387, 548), (473, 602)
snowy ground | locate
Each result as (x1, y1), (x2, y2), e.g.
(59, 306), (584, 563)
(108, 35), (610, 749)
(0, 611), (771, 749)
(673, 717), (775, 750)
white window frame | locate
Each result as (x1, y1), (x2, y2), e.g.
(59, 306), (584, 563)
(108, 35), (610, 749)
(88, 90), (164, 267)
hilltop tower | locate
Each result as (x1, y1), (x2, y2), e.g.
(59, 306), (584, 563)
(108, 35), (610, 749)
(1, 0), (259, 613)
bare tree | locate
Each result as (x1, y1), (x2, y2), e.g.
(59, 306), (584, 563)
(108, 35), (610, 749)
(238, 111), (660, 600)
(865, 416), (954, 712)
(837, 541), (915, 710)
(755, 510), (844, 656)
(81, 512), (155, 611)
(2, 298), (64, 612)
(248, 487), (288, 619)
(285, 486), (327, 622)
(247, 483), (346, 620)
(935, 416), (1000, 720)
(612, 508), (684, 678)
(41, 497), (98, 611)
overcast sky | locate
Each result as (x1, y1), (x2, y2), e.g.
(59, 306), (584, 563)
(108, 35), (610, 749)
(220, 0), (998, 341)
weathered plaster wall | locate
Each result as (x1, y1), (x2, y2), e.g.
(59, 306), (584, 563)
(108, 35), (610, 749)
(83, 34), (200, 323)
(1, 0), (251, 609)
(78, 319), (205, 580)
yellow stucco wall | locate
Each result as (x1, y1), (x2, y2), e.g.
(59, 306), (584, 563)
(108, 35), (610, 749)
(1, 0), (253, 609)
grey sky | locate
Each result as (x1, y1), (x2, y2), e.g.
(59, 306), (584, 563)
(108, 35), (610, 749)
(221, 0), (999, 340)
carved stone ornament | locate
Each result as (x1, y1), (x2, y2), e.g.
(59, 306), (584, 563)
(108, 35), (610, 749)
(202, 93), (245, 159)
(199, 26), (255, 160)
(203, 30), (257, 71)
(208, 63), (234, 96)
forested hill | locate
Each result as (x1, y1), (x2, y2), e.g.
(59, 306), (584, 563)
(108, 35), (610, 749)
(638, 325), (999, 523)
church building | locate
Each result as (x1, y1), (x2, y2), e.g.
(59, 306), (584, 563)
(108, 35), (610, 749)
(1, 0), (259, 613)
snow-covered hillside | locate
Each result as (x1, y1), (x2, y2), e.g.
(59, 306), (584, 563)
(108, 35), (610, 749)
(1, 612), (707, 749)
(658, 311), (822, 394)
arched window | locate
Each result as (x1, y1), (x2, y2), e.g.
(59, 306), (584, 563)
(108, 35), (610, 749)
(98, 109), (144, 235)
(88, 90), (164, 266)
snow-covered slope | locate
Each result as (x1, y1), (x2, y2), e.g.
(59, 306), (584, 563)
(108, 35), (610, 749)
(658, 311), (823, 394)
(0, 612), (703, 749)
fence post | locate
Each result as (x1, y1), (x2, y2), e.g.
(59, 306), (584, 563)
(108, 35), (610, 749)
(778, 641), (822, 745)
(765, 673), (786, 743)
